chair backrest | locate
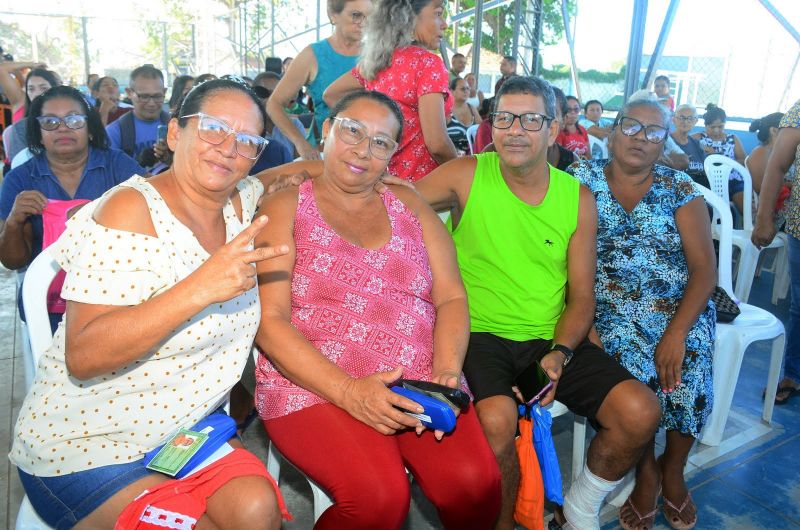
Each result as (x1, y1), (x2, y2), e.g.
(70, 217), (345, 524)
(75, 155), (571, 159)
(703, 154), (755, 230)
(21, 248), (61, 365)
(587, 134), (608, 159)
(11, 147), (32, 169)
(694, 183), (736, 300)
(466, 124), (479, 154)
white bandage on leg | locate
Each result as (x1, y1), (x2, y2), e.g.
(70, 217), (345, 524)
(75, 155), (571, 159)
(562, 462), (622, 530)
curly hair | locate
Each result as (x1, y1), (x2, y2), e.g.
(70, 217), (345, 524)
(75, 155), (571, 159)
(358, 0), (431, 80)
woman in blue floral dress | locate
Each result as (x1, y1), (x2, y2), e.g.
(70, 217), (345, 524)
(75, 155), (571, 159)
(569, 98), (716, 530)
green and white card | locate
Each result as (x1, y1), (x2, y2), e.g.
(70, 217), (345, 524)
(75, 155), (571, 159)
(145, 429), (209, 476)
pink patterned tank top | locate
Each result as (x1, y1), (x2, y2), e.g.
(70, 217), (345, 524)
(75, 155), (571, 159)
(255, 180), (436, 420)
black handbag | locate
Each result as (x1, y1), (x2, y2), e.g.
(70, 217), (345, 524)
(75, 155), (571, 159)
(712, 286), (740, 323)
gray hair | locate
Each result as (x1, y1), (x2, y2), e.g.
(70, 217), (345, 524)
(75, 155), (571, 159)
(617, 94), (670, 128)
(674, 103), (697, 115)
(496, 76), (556, 119)
(358, 0), (431, 80)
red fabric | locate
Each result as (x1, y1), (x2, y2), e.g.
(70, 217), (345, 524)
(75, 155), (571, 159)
(352, 46), (453, 182)
(475, 118), (493, 153)
(256, 180), (447, 420)
(556, 124), (590, 159)
(776, 184), (791, 212)
(42, 199), (91, 313)
(115, 448), (291, 529)
(12, 106), (24, 124)
(264, 403), (501, 530)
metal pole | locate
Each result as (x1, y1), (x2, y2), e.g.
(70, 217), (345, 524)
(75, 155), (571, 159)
(623, 0), (648, 102)
(640, 0), (680, 89)
(758, 0), (800, 46)
(191, 24), (197, 74)
(471, 0), (484, 78)
(316, 0), (322, 42)
(561, 0), (580, 100)
(81, 17), (90, 83)
(271, 0), (276, 56)
(532, 0), (544, 76)
(161, 22), (169, 81)
(243, 1), (248, 74)
(511, 0), (521, 66)
(453, 0), (460, 49)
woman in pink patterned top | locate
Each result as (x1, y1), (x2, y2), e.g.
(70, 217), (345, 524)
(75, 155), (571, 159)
(254, 90), (500, 529)
(323, 0), (458, 182)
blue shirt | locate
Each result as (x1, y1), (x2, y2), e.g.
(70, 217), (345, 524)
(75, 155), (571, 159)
(0, 147), (143, 260)
(106, 114), (162, 161)
(250, 136), (294, 175)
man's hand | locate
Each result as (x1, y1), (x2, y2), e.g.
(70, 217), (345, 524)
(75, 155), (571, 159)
(537, 350), (565, 406)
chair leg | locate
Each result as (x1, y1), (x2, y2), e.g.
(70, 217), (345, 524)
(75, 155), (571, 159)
(699, 333), (745, 447)
(266, 441), (281, 483)
(772, 246), (790, 305)
(763, 334), (786, 425)
(734, 245), (760, 303)
(571, 415), (587, 482)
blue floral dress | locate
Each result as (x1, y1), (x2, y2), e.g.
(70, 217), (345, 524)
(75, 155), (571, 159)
(569, 160), (716, 436)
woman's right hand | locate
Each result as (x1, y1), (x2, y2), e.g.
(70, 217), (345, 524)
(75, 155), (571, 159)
(339, 366), (425, 435)
(6, 190), (47, 227)
(297, 139), (322, 161)
(189, 215), (289, 306)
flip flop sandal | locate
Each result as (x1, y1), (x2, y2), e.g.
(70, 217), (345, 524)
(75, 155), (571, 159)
(619, 494), (658, 530)
(662, 492), (697, 530)
(775, 386), (800, 405)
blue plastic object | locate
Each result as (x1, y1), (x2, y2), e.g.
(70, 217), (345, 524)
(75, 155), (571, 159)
(530, 404), (564, 505)
(392, 386), (457, 433)
(143, 413), (237, 478)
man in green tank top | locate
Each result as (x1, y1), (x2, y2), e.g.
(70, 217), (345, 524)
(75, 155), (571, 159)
(415, 77), (661, 530)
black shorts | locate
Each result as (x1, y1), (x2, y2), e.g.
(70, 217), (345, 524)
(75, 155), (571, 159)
(462, 332), (635, 429)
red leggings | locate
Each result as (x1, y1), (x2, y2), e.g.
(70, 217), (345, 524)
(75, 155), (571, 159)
(264, 403), (501, 530)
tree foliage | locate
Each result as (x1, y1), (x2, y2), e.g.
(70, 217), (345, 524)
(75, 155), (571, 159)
(445, 0), (576, 56)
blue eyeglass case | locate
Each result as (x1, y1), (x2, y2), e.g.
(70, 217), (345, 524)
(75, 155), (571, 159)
(391, 386), (457, 433)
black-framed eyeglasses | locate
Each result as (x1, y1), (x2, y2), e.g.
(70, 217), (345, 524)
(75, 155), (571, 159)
(133, 91), (165, 103)
(348, 11), (366, 24)
(676, 115), (698, 122)
(36, 114), (87, 131)
(490, 111), (553, 132)
(331, 116), (398, 160)
(180, 112), (268, 160)
(615, 116), (668, 143)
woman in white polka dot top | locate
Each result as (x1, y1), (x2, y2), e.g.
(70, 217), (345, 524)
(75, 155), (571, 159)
(10, 79), (290, 529)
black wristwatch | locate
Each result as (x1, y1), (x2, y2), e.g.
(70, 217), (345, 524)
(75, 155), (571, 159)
(550, 343), (574, 367)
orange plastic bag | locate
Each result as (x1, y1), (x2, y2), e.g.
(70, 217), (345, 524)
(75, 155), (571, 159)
(514, 406), (545, 530)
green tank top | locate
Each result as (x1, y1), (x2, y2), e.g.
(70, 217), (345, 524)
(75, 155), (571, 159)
(452, 152), (580, 341)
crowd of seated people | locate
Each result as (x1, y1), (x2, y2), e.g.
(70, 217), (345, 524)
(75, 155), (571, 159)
(2, 1), (799, 528)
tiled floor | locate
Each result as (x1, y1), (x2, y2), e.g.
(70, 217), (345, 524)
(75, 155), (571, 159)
(2, 259), (800, 529)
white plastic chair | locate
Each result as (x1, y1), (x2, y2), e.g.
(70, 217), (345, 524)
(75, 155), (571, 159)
(703, 154), (788, 303)
(16, 248), (59, 529)
(466, 124), (479, 154)
(267, 400), (586, 522)
(11, 147), (33, 169)
(587, 134), (608, 159)
(694, 184), (785, 446)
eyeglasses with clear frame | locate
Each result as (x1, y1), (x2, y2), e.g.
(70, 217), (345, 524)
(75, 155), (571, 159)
(490, 111), (554, 132)
(615, 116), (669, 143)
(180, 112), (268, 160)
(36, 114), (87, 131)
(331, 116), (398, 160)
